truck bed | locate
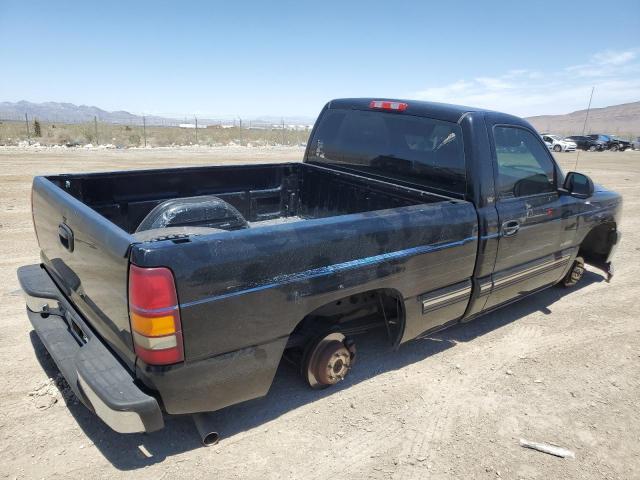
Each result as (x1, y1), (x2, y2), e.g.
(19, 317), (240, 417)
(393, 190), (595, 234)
(47, 162), (450, 233)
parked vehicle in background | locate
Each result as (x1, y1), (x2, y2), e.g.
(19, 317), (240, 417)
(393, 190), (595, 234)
(541, 134), (577, 152)
(632, 137), (640, 150)
(18, 98), (622, 441)
(587, 134), (630, 152)
(565, 135), (607, 151)
(609, 136), (632, 152)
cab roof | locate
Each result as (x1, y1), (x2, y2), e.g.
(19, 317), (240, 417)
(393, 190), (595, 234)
(325, 98), (532, 130)
(326, 98), (481, 123)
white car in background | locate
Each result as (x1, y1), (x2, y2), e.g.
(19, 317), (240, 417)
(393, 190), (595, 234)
(541, 134), (577, 152)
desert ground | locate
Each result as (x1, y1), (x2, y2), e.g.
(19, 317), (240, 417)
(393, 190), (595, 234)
(0, 146), (638, 479)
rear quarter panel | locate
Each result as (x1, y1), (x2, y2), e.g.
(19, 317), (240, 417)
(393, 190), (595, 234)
(130, 201), (479, 362)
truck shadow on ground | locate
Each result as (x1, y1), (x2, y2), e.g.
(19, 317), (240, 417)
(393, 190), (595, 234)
(30, 271), (602, 470)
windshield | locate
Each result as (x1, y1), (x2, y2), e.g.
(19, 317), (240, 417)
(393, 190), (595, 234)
(306, 108), (466, 195)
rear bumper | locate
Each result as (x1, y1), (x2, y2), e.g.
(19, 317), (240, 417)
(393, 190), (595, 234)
(17, 264), (164, 433)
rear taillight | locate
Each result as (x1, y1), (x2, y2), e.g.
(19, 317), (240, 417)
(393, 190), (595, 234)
(128, 265), (184, 365)
(369, 100), (408, 111)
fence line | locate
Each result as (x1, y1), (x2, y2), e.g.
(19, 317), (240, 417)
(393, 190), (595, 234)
(0, 111), (313, 127)
(0, 113), (313, 147)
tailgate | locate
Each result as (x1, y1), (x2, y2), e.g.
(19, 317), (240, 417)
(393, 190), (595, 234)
(31, 176), (136, 368)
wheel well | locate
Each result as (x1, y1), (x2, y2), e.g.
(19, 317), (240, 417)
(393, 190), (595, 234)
(287, 288), (405, 349)
(578, 222), (617, 266)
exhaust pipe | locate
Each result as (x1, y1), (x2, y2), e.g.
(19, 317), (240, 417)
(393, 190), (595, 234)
(192, 413), (220, 446)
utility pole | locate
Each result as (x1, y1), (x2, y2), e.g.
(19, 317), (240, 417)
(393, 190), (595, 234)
(575, 86), (595, 170)
(239, 118), (243, 145)
(581, 86), (595, 136)
(281, 118), (285, 145)
(143, 115), (147, 147)
(94, 116), (99, 145)
(195, 116), (198, 144)
(25, 113), (30, 141)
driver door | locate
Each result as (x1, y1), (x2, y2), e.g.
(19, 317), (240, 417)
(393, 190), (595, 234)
(484, 124), (571, 310)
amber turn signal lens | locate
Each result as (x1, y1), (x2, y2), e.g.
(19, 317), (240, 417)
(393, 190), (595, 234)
(130, 311), (177, 337)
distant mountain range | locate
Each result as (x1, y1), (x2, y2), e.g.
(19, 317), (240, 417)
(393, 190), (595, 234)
(0, 100), (315, 126)
(526, 101), (640, 136)
(1, 99), (638, 134)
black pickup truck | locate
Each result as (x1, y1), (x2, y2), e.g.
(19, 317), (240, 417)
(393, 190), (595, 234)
(18, 98), (621, 440)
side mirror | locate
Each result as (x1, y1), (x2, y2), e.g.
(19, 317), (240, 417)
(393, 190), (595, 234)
(563, 171), (594, 198)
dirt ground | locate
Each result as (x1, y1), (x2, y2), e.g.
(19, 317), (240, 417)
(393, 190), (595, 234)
(0, 146), (638, 479)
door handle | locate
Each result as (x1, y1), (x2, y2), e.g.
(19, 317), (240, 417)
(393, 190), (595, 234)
(502, 220), (520, 237)
(58, 223), (74, 252)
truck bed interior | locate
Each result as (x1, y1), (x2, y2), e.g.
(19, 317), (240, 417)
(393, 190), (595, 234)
(47, 162), (451, 235)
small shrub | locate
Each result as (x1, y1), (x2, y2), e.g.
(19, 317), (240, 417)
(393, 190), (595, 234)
(55, 133), (71, 145)
(80, 124), (95, 144)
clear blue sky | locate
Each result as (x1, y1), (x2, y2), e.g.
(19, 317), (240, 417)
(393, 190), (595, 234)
(1, 0), (638, 118)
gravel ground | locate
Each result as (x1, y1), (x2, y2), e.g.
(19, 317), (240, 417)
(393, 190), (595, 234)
(0, 147), (638, 479)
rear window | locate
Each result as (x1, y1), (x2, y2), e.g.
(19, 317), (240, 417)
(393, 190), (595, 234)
(306, 108), (466, 195)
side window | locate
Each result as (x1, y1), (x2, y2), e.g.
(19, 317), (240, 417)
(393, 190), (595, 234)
(494, 126), (556, 198)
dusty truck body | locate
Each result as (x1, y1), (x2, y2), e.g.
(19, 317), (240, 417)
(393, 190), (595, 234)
(18, 98), (622, 437)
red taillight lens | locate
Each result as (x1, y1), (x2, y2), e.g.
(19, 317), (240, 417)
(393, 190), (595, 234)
(129, 265), (178, 310)
(128, 265), (184, 365)
(369, 100), (408, 111)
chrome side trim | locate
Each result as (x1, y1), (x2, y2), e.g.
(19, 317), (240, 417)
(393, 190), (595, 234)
(478, 278), (493, 294)
(493, 255), (571, 288)
(421, 281), (472, 313)
(422, 286), (471, 308)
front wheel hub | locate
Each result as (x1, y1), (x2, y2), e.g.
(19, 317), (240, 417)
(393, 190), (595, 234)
(562, 256), (585, 288)
(570, 262), (585, 282)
